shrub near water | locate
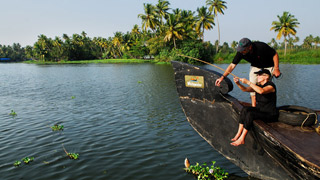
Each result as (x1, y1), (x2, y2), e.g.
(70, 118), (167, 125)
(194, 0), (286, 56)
(279, 49), (320, 64)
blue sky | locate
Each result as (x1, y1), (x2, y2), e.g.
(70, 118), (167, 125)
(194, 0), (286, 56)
(1, 0), (319, 47)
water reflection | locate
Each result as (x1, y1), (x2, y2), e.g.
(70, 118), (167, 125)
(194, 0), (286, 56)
(0, 63), (318, 180)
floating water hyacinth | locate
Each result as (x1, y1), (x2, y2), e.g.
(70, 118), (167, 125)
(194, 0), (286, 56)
(13, 161), (21, 167)
(22, 157), (34, 164)
(67, 153), (79, 160)
(184, 159), (228, 180)
(51, 124), (64, 131)
(62, 145), (79, 160)
(9, 110), (17, 116)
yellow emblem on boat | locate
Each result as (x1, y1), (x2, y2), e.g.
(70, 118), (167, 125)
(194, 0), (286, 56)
(185, 75), (204, 88)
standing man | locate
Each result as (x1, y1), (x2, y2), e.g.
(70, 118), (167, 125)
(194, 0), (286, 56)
(215, 38), (281, 107)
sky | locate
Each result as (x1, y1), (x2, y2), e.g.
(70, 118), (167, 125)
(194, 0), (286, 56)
(1, 0), (319, 47)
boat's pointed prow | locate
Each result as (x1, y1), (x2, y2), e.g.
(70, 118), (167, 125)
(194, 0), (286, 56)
(171, 61), (233, 102)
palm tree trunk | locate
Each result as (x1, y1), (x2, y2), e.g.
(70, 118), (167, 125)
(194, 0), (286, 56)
(284, 37), (287, 56)
(216, 16), (220, 53)
(202, 26), (205, 42)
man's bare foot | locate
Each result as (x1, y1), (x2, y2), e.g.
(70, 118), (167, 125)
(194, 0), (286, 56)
(230, 139), (245, 146)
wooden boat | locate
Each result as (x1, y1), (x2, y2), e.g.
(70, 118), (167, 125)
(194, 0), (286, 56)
(171, 61), (320, 180)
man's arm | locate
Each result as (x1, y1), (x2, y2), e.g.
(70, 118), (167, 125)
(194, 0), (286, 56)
(273, 52), (281, 77)
(215, 63), (237, 86)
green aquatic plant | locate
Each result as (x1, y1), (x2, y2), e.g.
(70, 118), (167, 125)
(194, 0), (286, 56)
(9, 110), (17, 116)
(137, 81), (142, 83)
(62, 145), (79, 160)
(51, 124), (64, 131)
(22, 157), (34, 164)
(184, 160), (228, 180)
(67, 153), (79, 160)
(13, 160), (21, 167)
(71, 96), (76, 99)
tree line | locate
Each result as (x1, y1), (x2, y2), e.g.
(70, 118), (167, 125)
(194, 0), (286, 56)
(0, 0), (319, 63)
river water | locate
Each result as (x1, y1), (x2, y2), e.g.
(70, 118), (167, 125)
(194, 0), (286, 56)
(0, 63), (319, 180)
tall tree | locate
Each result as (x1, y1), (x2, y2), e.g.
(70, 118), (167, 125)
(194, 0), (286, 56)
(131, 24), (141, 40)
(270, 11), (299, 56)
(52, 36), (63, 61)
(231, 41), (238, 52)
(314, 36), (320, 49)
(138, 3), (158, 33)
(303, 35), (314, 49)
(155, 0), (170, 26)
(269, 38), (279, 49)
(163, 13), (184, 48)
(180, 10), (197, 40)
(195, 6), (215, 42)
(206, 0), (227, 52)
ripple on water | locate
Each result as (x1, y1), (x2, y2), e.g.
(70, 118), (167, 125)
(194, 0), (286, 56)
(3, 64), (318, 179)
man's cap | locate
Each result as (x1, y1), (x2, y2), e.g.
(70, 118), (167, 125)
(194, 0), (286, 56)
(237, 38), (252, 52)
(254, 69), (271, 77)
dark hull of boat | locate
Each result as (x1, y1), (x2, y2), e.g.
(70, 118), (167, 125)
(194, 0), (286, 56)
(171, 61), (320, 180)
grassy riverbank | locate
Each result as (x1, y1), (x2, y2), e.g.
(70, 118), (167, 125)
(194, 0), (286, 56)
(24, 59), (153, 64)
(214, 49), (320, 64)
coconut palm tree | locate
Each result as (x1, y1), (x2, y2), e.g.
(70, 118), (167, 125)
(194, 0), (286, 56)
(180, 10), (197, 40)
(138, 3), (158, 33)
(206, 0), (227, 52)
(303, 35), (314, 49)
(163, 13), (185, 48)
(131, 24), (141, 40)
(52, 36), (63, 61)
(195, 6), (215, 42)
(314, 36), (320, 49)
(293, 36), (299, 48)
(112, 32), (124, 58)
(268, 38), (278, 49)
(155, 0), (170, 26)
(231, 41), (238, 52)
(34, 34), (52, 61)
(270, 11), (299, 56)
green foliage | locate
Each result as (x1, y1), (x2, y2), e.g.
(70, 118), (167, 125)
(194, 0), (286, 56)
(67, 153), (79, 160)
(0, 43), (26, 61)
(51, 124), (64, 131)
(213, 52), (236, 64)
(25, 59), (150, 64)
(154, 40), (215, 63)
(22, 157), (34, 164)
(185, 161), (228, 180)
(71, 96), (76, 99)
(13, 161), (21, 167)
(9, 110), (17, 116)
(278, 49), (320, 64)
(13, 157), (35, 167)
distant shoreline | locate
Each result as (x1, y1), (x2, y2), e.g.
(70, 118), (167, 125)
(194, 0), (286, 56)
(23, 59), (154, 64)
(21, 48), (320, 65)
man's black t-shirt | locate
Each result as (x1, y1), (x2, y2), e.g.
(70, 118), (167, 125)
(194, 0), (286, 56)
(232, 42), (276, 68)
